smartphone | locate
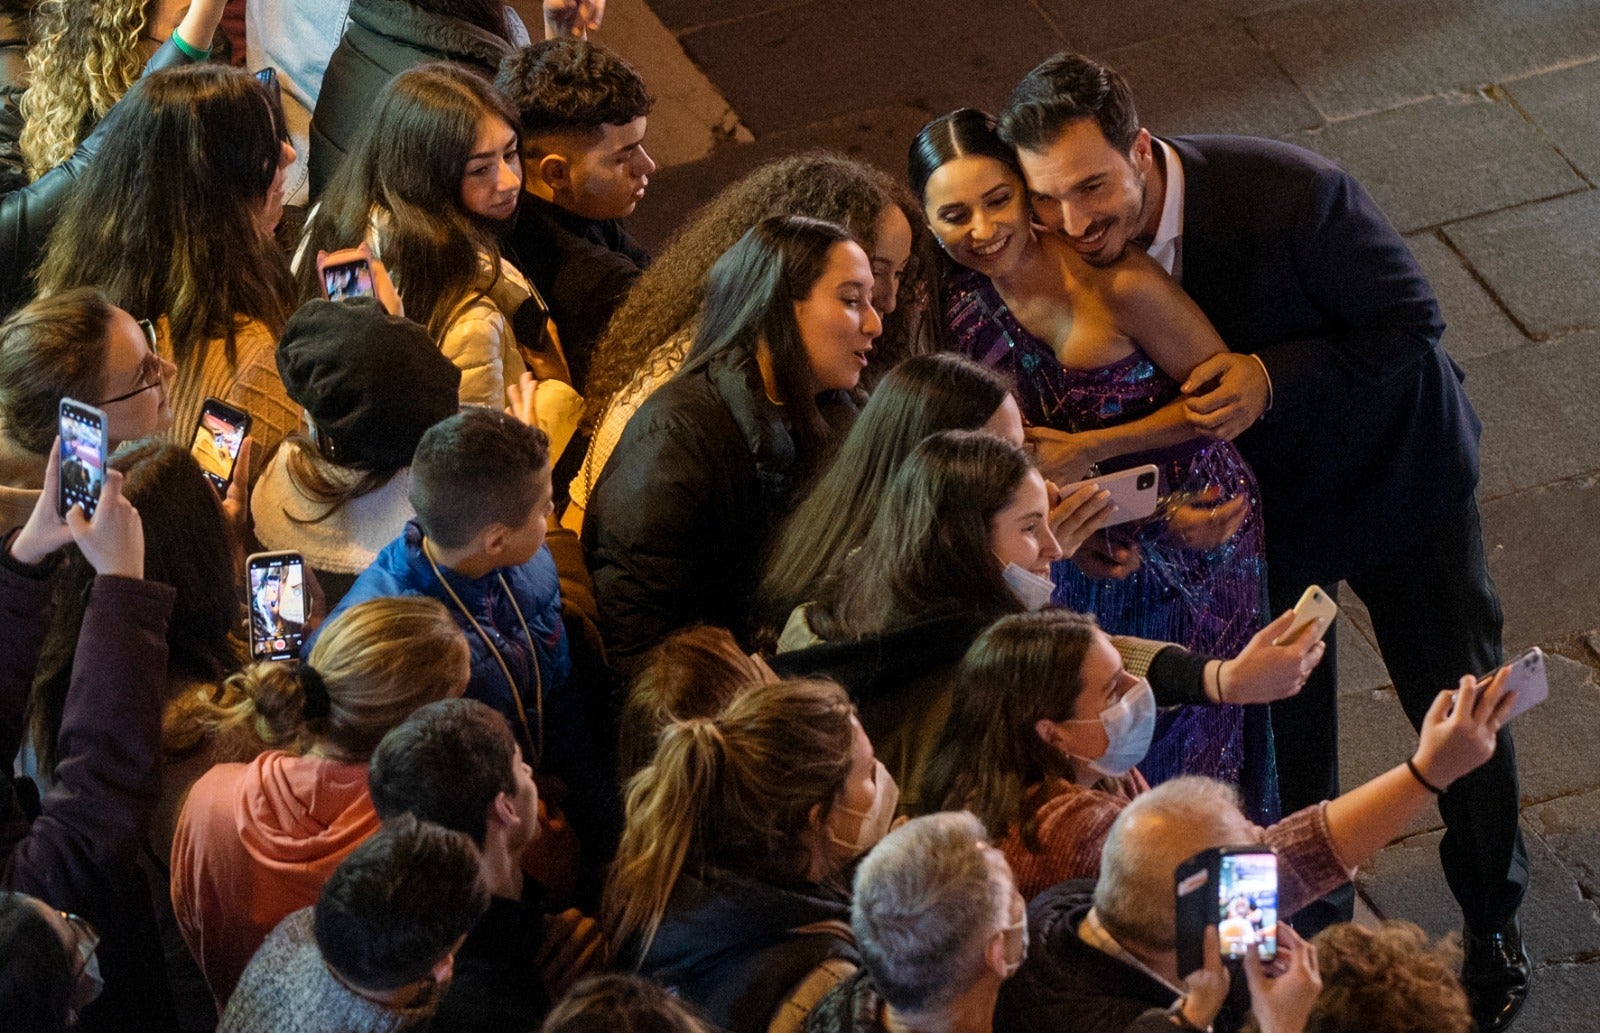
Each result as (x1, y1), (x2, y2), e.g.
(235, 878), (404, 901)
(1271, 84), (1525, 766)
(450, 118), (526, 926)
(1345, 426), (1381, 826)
(1174, 847), (1218, 977)
(1061, 463), (1161, 527)
(247, 551), (307, 662)
(57, 398), (109, 518)
(1496, 646), (1548, 721)
(1274, 584), (1339, 647)
(319, 250), (376, 301)
(190, 398), (251, 497)
(1216, 849), (1278, 963)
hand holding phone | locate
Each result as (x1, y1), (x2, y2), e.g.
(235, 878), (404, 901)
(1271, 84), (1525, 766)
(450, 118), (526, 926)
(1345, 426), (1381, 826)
(1060, 464), (1161, 527)
(1495, 646), (1548, 721)
(316, 244), (403, 316)
(64, 467), (145, 579)
(1416, 668), (1517, 791)
(1176, 846), (1279, 977)
(57, 398), (109, 519)
(1273, 585), (1339, 647)
(247, 551), (308, 661)
(190, 398), (252, 496)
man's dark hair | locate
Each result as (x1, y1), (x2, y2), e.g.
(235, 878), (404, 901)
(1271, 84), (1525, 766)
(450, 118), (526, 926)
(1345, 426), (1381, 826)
(369, 699), (520, 847)
(314, 814), (489, 991)
(410, 409), (550, 549)
(496, 38), (654, 138)
(999, 52), (1141, 154)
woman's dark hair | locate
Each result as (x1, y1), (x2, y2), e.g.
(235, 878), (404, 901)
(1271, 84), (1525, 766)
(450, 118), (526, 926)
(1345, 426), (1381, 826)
(584, 152), (912, 429)
(759, 353), (1013, 628)
(0, 288), (117, 454)
(399, 0), (512, 41)
(29, 442), (242, 775)
(921, 610), (1099, 850)
(806, 430), (1034, 641)
(908, 108), (1026, 204)
(35, 64), (295, 370)
(0, 893), (73, 1033)
(679, 215), (859, 462)
(299, 62), (522, 344)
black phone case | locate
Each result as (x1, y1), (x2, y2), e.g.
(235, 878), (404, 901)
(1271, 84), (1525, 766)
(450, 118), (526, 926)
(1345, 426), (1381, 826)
(1175, 848), (1219, 978)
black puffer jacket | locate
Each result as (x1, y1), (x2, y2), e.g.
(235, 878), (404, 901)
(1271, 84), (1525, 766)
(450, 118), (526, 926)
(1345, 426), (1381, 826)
(0, 38), (194, 317)
(583, 346), (852, 674)
(308, 0), (515, 199)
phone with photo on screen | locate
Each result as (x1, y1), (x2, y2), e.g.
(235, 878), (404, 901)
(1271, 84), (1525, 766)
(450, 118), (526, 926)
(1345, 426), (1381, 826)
(1216, 848), (1278, 963)
(190, 397), (251, 497)
(57, 398), (109, 519)
(247, 551), (307, 662)
(318, 248), (377, 301)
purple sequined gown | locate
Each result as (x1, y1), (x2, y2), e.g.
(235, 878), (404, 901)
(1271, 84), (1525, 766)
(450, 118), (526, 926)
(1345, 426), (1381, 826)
(946, 267), (1279, 823)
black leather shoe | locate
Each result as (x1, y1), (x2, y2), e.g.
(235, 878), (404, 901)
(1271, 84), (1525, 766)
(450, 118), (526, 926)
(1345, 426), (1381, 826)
(1462, 916), (1531, 1032)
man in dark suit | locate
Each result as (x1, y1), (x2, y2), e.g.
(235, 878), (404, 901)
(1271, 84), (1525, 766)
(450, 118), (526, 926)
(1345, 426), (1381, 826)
(998, 53), (1528, 1032)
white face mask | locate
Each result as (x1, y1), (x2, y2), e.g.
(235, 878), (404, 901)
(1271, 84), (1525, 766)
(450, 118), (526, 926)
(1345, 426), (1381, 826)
(1077, 678), (1157, 779)
(827, 760), (899, 858)
(1001, 908), (1028, 978)
(999, 561), (1055, 612)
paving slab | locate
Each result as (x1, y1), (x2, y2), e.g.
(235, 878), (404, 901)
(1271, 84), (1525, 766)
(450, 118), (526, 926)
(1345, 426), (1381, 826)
(1406, 232), (1530, 363)
(1494, 652), (1600, 806)
(645, 0), (803, 34)
(1483, 476), (1600, 652)
(1337, 687), (1441, 837)
(1517, 964), (1600, 1032)
(1289, 93), (1582, 233)
(675, 0), (1064, 136)
(1333, 611), (1390, 697)
(1527, 788), (1600, 906)
(1101, 21), (1321, 138)
(1503, 57), (1600, 184)
(1356, 822), (1600, 965)
(1444, 187), (1600, 339)
(627, 103), (935, 251)
(1462, 330), (1600, 499)
(1029, 0), (1283, 54)
(1247, 0), (1600, 120)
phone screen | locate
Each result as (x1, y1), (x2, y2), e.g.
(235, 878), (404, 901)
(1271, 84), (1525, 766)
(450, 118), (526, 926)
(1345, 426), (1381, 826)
(1217, 851), (1278, 961)
(249, 554), (307, 661)
(191, 402), (249, 495)
(322, 259), (375, 301)
(58, 400), (107, 518)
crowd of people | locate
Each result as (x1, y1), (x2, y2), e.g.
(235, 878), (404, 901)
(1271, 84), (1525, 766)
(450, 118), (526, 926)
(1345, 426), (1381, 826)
(0, 1), (1532, 1032)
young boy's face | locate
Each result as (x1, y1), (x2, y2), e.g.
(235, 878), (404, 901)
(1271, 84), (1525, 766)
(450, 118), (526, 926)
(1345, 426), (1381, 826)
(549, 116), (654, 221)
(499, 463), (555, 567)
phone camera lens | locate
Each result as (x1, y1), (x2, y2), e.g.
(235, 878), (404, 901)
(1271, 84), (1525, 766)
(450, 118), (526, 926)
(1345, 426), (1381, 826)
(1138, 472), (1155, 489)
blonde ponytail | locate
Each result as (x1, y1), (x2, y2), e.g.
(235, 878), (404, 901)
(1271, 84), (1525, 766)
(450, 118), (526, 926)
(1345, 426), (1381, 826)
(602, 679), (856, 963)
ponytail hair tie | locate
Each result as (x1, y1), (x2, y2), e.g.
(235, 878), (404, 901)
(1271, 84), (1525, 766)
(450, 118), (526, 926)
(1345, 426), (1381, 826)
(299, 664), (333, 720)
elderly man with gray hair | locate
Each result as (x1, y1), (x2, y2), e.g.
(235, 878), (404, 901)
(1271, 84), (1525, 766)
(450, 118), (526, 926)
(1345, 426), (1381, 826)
(804, 811), (1025, 1033)
(994, 778), (1327, 1033)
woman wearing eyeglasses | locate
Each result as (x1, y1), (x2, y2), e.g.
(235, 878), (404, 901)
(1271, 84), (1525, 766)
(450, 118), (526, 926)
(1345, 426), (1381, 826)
(0, 287), (175, 536)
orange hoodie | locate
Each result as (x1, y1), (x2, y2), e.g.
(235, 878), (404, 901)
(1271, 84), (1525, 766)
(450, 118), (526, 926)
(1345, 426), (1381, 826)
(170, 750), (380, 1010)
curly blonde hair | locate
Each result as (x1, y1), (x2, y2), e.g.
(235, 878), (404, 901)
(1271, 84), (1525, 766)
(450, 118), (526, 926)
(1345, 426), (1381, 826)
(19, 0), (148, 179)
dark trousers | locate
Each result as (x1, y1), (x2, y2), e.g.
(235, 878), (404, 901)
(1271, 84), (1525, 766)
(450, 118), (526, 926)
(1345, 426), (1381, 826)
(1270, 496), (1527, 935)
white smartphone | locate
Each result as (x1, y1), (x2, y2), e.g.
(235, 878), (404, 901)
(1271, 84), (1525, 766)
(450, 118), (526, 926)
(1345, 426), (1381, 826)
(1061, 463), (1160, 527)
(1274, 584), (1339, 647)
(1496, 646), (1548, 721)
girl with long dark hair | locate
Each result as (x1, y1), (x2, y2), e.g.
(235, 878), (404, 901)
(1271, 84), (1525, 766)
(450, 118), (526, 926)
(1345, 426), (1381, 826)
(297, 62), (539, 409)
(35, 63), (299, 463)
(583, 215), (882, 672)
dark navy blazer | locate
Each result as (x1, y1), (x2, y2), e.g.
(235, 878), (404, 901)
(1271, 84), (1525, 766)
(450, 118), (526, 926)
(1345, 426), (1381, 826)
(1168, 135), (1482, 581)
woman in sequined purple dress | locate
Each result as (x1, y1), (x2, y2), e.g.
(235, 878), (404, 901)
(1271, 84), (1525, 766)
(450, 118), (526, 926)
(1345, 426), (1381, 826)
(910, 109), (1278, 822)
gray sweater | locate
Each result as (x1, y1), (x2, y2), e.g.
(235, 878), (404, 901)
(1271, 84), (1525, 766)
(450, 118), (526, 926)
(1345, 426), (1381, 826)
(220, 908), (441, 1033)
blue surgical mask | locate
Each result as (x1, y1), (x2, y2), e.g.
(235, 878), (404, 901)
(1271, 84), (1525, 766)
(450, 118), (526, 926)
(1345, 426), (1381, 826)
(1075, 678), (1157, 779)
(999, 562), (1055, 612)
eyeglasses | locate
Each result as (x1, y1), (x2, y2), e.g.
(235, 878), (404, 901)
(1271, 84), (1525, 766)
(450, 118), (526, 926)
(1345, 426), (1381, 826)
(58, 910), (101, 982)
(98, 319), (166, 407)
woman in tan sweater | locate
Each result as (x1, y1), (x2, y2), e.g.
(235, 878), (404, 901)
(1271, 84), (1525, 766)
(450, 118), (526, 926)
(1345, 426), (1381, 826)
(922, 609), (1515, 906)
(35, 64), (300, 465)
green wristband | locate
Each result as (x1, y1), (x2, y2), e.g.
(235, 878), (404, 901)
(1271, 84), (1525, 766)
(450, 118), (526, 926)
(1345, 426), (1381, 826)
(170, 30), (212, 62)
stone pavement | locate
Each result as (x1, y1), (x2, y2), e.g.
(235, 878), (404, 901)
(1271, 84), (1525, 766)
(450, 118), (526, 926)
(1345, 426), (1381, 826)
(616, 0), (1600, 1018)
